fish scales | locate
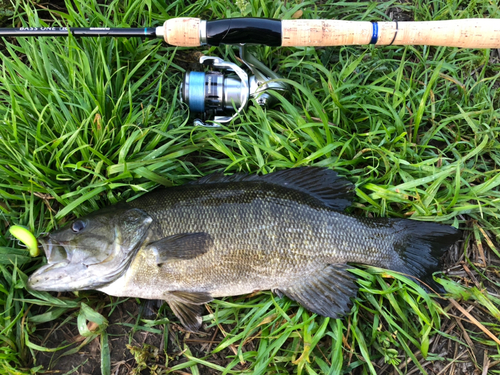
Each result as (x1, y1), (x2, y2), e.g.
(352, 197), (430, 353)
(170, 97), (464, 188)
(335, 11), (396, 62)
(28, 167), (461, 331)
(122, 183), (388, 295)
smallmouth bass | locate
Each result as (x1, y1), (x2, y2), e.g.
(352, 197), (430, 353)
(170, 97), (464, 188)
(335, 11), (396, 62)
(28, 168), (460, 331)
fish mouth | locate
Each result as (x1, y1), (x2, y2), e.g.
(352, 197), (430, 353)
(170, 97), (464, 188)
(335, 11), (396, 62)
(27, 236), (87, 292)
(27, 260), (73, 291)
(28, 236), (129, 292)
(39, 236), (69, 264)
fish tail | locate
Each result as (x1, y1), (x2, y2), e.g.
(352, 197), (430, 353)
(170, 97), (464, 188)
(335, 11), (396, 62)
(387, 220), (461, 293)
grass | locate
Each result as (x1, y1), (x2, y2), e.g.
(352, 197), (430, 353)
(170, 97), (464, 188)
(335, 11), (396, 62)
(0, 0), (499, 373)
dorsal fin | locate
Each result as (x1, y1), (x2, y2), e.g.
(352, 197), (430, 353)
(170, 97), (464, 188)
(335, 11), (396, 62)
(190, 167), (354, 211)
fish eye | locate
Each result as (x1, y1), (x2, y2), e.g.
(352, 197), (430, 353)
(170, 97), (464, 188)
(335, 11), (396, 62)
(71, 220), (86, 233)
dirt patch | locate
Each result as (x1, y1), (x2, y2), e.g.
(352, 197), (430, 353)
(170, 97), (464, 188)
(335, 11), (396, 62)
(33, 299), (138, 374)
(385, 0), (414, 21)
(31, 299), (251, 374)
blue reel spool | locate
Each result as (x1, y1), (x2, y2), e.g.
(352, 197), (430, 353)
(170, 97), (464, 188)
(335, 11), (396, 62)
(184, 71), (206, 113)
(181, 69), (245, 120)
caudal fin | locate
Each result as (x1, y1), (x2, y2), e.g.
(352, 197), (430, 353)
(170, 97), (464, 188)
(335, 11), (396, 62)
(388, 220), (461, 293)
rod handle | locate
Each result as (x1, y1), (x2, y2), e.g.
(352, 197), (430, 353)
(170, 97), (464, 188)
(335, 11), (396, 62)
(161, 17), (201, 47)
(282, 19), (500, 48)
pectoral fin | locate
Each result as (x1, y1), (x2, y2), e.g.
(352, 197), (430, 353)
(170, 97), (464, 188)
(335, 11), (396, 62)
(147, 232), (213, 264)
(277, 264), (358, 318)
(166, 291), (213, 332)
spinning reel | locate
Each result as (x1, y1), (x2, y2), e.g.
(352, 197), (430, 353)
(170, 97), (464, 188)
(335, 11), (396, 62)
(180, 45), (289, 126)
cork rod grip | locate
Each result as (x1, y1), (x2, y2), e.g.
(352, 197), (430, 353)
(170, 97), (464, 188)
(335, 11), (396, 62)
(163, 17), (201, 46)
(282, 19), (500, 48)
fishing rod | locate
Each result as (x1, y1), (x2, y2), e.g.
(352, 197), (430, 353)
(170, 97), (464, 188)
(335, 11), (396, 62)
(2, 17), (499, 124)
(2, 18), (500, 47)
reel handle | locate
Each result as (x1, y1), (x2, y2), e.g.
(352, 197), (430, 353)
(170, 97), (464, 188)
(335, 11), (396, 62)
(159, 18), (500, 49)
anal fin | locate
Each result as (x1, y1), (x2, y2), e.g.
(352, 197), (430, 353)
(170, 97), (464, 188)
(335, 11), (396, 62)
(278, 264), (357, 318)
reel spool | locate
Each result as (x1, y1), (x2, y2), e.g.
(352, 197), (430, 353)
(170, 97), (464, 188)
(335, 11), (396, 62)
(180, 46), (288, 126)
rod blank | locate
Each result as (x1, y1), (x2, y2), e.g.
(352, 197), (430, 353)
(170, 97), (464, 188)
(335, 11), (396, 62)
(0, 27), (157, 38)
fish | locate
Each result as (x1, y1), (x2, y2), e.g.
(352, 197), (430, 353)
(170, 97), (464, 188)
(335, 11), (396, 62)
(28, 167), (461, 331)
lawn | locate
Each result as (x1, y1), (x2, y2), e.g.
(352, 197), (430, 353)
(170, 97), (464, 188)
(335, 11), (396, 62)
(1, 0), (499, 374)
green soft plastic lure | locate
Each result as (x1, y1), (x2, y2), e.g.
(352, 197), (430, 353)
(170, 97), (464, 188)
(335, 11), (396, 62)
(9, 225), (39, 257)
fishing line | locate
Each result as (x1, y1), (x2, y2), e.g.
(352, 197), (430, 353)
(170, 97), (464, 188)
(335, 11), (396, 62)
(389, 21), (399, 46)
